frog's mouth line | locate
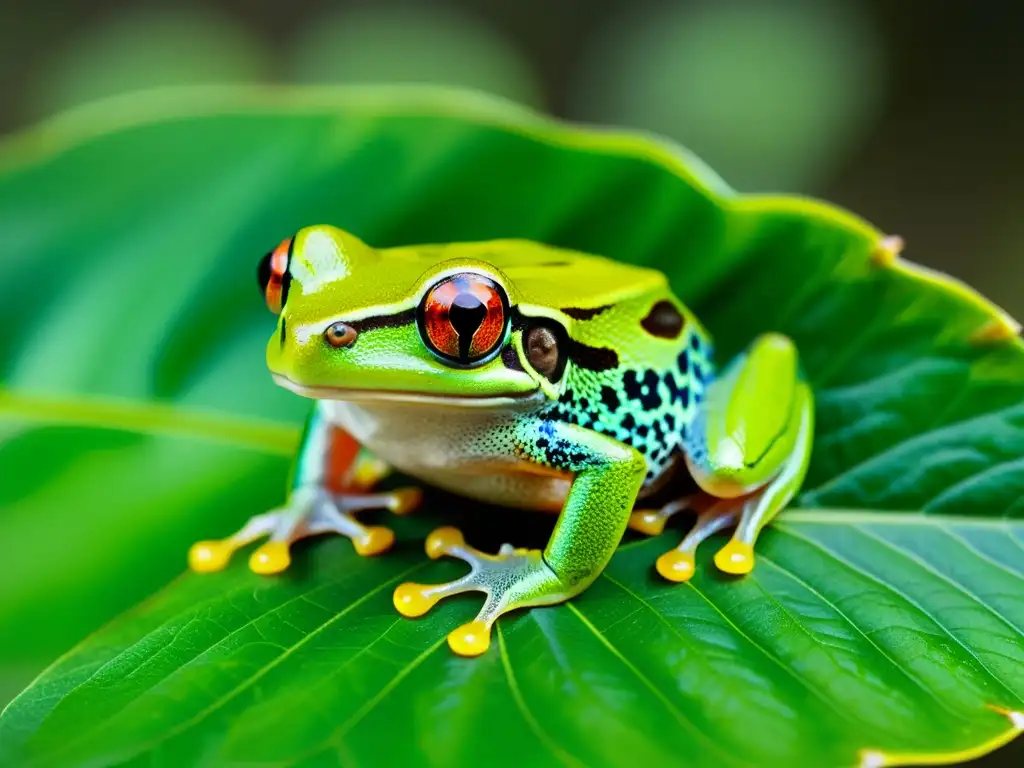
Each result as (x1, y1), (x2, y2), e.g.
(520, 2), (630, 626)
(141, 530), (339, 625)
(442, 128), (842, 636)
(272, 374), (544, 409)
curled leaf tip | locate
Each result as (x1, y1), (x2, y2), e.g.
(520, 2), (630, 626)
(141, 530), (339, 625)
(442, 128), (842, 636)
(871, 234), (905, 266)
(985, 704), (1024, 730)
(969, 314), (1023, 346)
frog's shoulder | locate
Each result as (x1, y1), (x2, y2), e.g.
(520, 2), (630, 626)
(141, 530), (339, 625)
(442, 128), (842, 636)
(393, 238), (671, 310)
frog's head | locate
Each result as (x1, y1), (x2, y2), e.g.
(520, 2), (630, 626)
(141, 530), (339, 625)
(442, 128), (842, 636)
(258, 225), (564, 406)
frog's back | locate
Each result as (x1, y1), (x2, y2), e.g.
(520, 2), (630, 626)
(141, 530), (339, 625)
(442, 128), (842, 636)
(383, 239), (670, 313)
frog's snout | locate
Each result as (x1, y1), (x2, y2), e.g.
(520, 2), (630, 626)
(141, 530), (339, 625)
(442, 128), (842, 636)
(324, 322), (358, 349)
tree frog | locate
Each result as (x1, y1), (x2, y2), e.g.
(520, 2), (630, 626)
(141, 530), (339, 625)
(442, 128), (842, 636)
(189, 225), (814, 657)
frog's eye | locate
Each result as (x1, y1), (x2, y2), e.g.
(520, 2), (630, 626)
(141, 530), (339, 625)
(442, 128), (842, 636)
(257, 236), (293, 314)
(419, 272), (509, 366)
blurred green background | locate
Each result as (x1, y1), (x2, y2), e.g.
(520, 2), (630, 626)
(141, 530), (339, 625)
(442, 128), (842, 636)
(0, 3), (1022, 764)
(1, 0), (1021, 321)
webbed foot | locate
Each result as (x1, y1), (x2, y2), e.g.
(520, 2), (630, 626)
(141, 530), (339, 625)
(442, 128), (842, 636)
(392, 527), (569, 657)
(189, 485), (421, 575)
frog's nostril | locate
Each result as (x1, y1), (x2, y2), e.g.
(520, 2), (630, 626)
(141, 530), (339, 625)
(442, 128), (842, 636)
(324, 322), (358, 349)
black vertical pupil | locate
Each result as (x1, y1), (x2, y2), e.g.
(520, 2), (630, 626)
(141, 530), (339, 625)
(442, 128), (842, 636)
(449, 291), (486, 361)
(257, 251), (273, 293)
(256, 247), (292, 308)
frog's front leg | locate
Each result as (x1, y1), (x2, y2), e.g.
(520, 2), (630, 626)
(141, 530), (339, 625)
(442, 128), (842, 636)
(656, 332), (814, 582)
(393, 419), (646, 656)
(189, 403), (421, 575)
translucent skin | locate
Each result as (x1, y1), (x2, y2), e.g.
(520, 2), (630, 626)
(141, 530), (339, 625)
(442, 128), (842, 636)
(190, 224), (814, 657)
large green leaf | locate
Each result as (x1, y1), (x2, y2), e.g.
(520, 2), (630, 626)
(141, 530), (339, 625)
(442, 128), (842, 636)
(0, 85), (1021, 767)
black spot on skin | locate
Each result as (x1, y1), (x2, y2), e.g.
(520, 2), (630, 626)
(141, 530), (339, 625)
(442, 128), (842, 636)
(569, 451), (587, 464)
(640, 300), (685, 339)
(579, 397), (589, 410)
(623, 371), (641, 400)
(637, 424), (649, 437)
(561, 305), (613, 320)
(690, 333), (701, 351)
(501, 344), (524, 372)
(641, 370), (663, 409)
(664, 372), (689, 407)
(624, 369), (662, 409)
(693, 362), (706, 384)
(559, 389), (574, 404)
(279, 317), (287, 347)
(600, 386), (620, 412)
(622, 413), (636, 431)
(537, 438), (549, 449)
(566, 340), (619, 371)
(665, 413), (676, 431)
(677, 349), (689, 373)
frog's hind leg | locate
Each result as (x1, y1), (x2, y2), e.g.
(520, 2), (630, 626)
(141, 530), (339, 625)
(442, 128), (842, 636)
(189, 405), (421, 575)
(711, 404), (813, 576)
(655, 333), (814, 582)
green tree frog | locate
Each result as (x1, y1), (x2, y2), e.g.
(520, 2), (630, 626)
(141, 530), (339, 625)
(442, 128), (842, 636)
(189, 226), (814, 657)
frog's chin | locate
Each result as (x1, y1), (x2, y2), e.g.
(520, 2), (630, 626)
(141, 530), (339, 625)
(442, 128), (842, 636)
(272, 373), (544, 409)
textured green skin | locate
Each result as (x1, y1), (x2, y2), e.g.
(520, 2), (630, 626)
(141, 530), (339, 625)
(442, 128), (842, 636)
(270, 225), (813, 625)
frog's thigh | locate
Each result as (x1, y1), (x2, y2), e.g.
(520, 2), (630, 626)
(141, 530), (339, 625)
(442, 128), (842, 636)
(676, 333), (814, 577)
(687, 333), (807, 494)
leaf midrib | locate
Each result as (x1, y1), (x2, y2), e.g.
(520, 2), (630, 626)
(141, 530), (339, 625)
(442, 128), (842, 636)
(0, 389), (298, 456)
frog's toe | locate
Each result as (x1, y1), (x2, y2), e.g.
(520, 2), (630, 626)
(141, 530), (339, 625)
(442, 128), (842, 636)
(653, 501), (739, 583)
(628, 496), (695, 536)
(655, 549), (696, 582)
(447, 621), (492, 657)
(386, 487), (422, 516)
(714, 538), (756, 575)
(393, 526), (565, 656)
(188, 540), (235, 573)
(249, 541), (292, 575)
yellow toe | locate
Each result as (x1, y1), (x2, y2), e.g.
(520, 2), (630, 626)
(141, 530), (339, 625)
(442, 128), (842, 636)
(188, 540), (232, 573)
(389, 488), (422, 516)
(249, 541), (291, 575)
(393, 582), (440, 617)
(629, 510), (667, 537)
(656, 550), (695, 583)
(447, 620), (491, 656)
(714, 539), (755, 575)
(425, 526), (464, 559)
(354, 526), (395, 556)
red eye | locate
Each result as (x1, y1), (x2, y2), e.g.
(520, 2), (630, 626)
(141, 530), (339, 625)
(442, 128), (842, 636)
(419, 273), (508, 365)
(257, 236), (293, 314)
